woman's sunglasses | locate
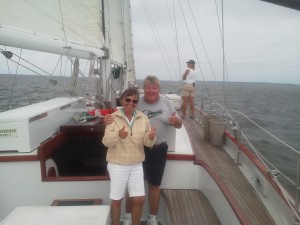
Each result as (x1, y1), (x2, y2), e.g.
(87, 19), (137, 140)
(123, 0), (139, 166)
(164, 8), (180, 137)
(125, 98), (138, 104)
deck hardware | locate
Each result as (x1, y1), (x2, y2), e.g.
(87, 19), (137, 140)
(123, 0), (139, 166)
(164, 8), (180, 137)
(253, 177), (261, 188)
(2, 51), (13, 59)
(268, 170), (280, 177)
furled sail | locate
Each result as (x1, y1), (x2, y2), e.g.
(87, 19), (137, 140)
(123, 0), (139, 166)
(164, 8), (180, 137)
(106, 0), (136, 85)
(0, 0), (105, 59)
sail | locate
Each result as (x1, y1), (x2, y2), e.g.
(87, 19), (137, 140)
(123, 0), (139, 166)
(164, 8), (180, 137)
(107, 0), (136, 84)
(0, 0), (105, 59)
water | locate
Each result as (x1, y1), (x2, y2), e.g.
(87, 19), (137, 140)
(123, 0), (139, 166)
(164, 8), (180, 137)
(1, 74), (299, 149)
(1, 74), (300, 196)
(0, 74), (74, 110)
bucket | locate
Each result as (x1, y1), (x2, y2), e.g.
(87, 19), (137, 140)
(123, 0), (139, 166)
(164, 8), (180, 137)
(209, 118), (225, 146)
(203, 114), (218, 141)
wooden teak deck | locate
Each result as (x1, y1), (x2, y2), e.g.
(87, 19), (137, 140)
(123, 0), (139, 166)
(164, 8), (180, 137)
(161, 189), (221, 225)
(164, 117), (276, 225)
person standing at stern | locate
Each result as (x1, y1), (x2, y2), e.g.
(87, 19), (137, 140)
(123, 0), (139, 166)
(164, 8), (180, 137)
(102, 87), (156, 225)
(181, 59), (197, 119)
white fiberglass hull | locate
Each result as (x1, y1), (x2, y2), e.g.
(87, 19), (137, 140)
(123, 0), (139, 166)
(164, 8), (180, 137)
(0, 98), (296, 225)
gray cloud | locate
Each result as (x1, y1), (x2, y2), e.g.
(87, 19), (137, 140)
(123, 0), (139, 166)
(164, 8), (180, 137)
(131, 0), (300, 84)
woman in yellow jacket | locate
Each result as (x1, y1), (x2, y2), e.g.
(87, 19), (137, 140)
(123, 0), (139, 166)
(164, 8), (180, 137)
(102, 87), (156, 225)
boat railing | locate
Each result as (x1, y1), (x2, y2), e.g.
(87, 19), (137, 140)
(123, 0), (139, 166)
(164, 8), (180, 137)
(193, 96), (300, 218)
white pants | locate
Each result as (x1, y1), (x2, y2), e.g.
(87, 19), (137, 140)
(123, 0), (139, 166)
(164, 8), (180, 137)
(107, 162), (145, 200)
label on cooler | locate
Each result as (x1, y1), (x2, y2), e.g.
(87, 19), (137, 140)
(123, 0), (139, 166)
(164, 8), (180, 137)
(0, 128), (17, 138)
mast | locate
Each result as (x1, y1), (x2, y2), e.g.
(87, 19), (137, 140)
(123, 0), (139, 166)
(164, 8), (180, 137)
(123, 0), (136, 88)
(101, 0), (112, 106)
(101, 0), (136, 107)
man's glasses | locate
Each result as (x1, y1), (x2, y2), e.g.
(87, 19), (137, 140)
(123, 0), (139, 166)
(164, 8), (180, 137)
(125, 98), (138, 104)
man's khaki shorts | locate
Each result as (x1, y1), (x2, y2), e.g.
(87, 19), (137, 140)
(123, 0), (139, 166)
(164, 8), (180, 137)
(182, 83), (195, 97)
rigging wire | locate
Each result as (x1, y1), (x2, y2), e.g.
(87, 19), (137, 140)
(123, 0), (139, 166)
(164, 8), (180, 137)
(58, 56), (68, 96)
(50, 55), (63, 76)
(184, 0), (225, 105)
(58, 0), (68, 50)
(7, 48), (22, 111)
(114, 0), (127, 97)
(58, 0), (90, 99)
(194, 1), (300, 215)
(171, 0), (183, 85)
(141, 0), (178, 82)
(175, 0), (235, 108)
(211, 98), (300, 221)
(104, 0), (115, 103)
(0, 46), (93, 101)
(164, 0), (183, 83)
(186, 0), (215, 82)
(139, 0), (230, 99)
(2, 47), (11, 75)
(176, 0), (204, 80)
(58, 0), (78, 97)
(102, 0), (121, 106)
(241, 129), (300, 222)
(140, 0), (172, 80)
(214, 0), (229, 82)
(121, 0), (129, 91)
(221, 0), (226, 107)
(0, 49), (66, 87)
(61, 54), (70, 96)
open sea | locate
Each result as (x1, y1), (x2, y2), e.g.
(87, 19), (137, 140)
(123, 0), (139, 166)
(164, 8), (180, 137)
(1, 74), (300, 195)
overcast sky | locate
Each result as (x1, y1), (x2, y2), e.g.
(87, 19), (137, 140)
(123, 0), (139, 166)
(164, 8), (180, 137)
(1, 0), (299, 85)
(130, 0), (300, 84)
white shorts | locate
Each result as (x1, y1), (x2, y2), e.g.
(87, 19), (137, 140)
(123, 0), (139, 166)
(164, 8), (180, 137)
(107, 162), (145, 200)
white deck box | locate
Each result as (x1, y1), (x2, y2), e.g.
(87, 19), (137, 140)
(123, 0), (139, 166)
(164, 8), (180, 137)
(0, 98), (85, 153)
(163, 94), (182, 152)
(165, 94), (182, 110)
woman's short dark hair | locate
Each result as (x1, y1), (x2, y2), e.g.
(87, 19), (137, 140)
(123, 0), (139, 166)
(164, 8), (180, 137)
(120, 87), (139, 101)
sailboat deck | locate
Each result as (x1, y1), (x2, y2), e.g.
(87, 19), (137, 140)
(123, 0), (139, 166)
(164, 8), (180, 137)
(182, 117), (276, 225)
(161, 189), (221, 225)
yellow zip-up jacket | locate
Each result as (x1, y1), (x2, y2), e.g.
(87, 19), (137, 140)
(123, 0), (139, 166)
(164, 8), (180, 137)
(102, 109), (155, 165)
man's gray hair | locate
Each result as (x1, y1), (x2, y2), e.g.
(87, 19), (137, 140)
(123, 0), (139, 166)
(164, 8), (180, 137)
(143, 75), (160, 88)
